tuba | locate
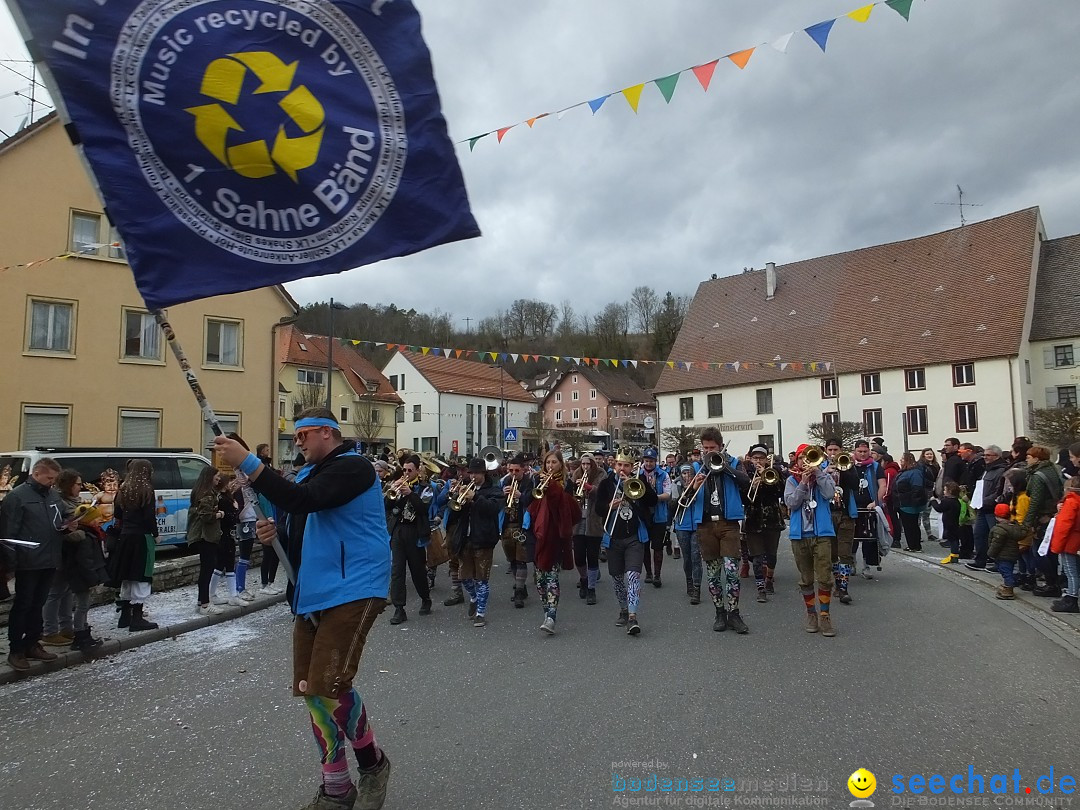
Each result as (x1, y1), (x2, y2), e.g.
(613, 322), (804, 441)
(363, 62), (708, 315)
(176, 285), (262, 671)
(478, 445), (503, 472)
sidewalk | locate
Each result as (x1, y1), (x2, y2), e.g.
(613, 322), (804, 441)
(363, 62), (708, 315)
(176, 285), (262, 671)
(0, 581), (286, 685)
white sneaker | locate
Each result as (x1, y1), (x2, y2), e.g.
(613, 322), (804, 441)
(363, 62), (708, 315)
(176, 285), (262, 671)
(198, 604), (224, 616)
(227, 596), (244, 606)
(240, 590), (257, 602)
(269, 584), (286, 595)
(211, 594), (229, 605)
(540, 616), (556, 635)
(257, 585), (275, 595)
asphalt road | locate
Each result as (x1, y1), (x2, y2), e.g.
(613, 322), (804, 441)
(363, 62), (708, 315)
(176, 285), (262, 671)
(1, 545), (1077, 810)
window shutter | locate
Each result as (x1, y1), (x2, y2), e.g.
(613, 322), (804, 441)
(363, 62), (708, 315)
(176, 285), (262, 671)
(119, 412), (160, 447)
(1045, 387), (1059, 408)
(1043, 348), (1054, 369)
(22, 410), (68, 448)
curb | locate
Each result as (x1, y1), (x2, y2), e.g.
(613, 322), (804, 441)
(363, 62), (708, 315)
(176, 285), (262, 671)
(0, 593), (286, 686)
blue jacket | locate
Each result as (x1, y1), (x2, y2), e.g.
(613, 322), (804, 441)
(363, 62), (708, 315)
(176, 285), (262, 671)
(784, 473), (837, 539)
(691, 456), (747, 523)
(252, 444), (391, 615)
(643, 467), (671, 524)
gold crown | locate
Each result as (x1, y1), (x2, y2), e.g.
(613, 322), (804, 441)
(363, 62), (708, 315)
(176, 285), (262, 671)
(615, 446), (636, 464)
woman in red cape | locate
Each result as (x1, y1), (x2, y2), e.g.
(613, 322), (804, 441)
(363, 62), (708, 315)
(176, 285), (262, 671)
(526, 450), (581, 636)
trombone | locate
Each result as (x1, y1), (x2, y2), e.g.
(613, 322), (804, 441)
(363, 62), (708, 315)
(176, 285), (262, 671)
(673, 451), (729, 523)
(602, 463), (645, 531)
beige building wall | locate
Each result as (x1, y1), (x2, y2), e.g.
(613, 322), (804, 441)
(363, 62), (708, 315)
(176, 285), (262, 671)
(0, 117), (295, 453)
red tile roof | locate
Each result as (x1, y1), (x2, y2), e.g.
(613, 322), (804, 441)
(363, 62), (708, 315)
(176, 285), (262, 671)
(653, 208), (1042, 395)
(278, 325), (401, 404)
(398, 351), (537, 402)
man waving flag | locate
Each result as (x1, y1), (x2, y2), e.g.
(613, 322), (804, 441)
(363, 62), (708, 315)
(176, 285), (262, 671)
(7, 0), (479, 308)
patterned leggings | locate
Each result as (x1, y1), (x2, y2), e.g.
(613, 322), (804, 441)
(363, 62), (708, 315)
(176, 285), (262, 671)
(706, 557), (740, 612)
(611, 571), (642, 614)
(534, 567), (560, 619)
(462, 579), (491, 616)
(304, 688), (381, 769)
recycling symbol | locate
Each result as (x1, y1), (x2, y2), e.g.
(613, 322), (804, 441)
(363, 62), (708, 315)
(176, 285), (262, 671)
(185, 51), (325, 182)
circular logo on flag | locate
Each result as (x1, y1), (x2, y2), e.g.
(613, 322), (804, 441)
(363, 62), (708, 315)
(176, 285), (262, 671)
(111, 0), (406, 262)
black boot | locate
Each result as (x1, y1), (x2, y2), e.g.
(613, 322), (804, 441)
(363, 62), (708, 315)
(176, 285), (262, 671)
(71, 628), (104, 652)
(513, 587), (525, 609)
(1051, 595), (1079, 613)
(727, 611), (749, 634)
(1018, 573), (1035, 592)
(586, 588), (597, 605)
(128, 604), (159, 632)
(712, 607), (727, 632)
(389, 607), (407, 625)
(1033, 575), (1062, 598)
(443, 587), (464, 606)
(578, 578), (587, 599)
(117, 601), (131, 629)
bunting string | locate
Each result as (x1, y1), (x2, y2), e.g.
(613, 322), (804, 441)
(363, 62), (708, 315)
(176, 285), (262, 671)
(340, 337), (833, 374)
(0, 244), (124, 273)
(461, 0), (917, 151)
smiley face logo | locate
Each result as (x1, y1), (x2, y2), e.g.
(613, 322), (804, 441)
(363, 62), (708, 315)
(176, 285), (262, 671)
(848, 769), (877, 798)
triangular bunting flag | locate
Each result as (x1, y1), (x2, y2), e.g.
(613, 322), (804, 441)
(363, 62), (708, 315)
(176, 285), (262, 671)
(630, 360), (638, 368)
(468, 134), (489, 151)
(792, 362), (804, 372)
(588, 96), (609, 114)
(666, 361), (675, 369)
(727, 47), (755, 70)
(510, 353), (519, 362)
(741, 363), (750, 370)
(386, 343), (397, 351)
(421, 347), (431, 355)
(691, 60), (719, 91)
(886, 0), (914, 21)
(525, 113), (549, 128)
(621, 84), (645, 113)
(374, 342), (385, 347)
(552, 356), (561, 363)
(443, 348), (452, 357)
(825, 363), (832, 371)
(780, 362), (789, 370)
(805, 19), (836, 52)
(430, 348), (442, 356)
(771, 32), (795, 53)
(620, 360), (630, 368)
(654, 73), (680, 104)
(496, 126), (513, 143)
(846, 5), (874, 23)
(488, 352), (498, 361)
(350, 340), (361, 346)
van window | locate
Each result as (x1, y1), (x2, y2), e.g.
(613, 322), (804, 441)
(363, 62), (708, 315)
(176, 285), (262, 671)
(177, 457), (209, 489)
(105, 457), (178, 489)
(61, 457), (114, 489)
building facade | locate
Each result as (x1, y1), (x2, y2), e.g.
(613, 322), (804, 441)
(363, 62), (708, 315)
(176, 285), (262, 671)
(0, 115), (295, 455)
(1027, 234), (1080, 417)
(275, 327), (400, 463)
(381, 351), (538, 458)
(654, 208), (1072, 455)
(539, 366), (656, 451)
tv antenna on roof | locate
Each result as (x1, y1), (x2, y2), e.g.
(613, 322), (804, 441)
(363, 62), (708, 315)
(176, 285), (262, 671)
(935, 184), (982, 227)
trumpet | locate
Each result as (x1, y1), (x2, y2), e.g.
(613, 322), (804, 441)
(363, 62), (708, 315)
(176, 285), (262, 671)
(384, 476), (418, 501)
(506, 476), (519, 509)
(747, 454), (780, 501)
(574, 472), (588, 506)
(448, 480), (476, 511)
(532, 471), (555, 500)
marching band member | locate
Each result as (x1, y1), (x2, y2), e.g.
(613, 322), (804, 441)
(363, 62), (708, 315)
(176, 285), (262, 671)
(441, 464), (467, 607)
(422, 461), (450, 592)
(500, 455), (535, 609)
(743, 445), (786, 603)
(524, 451), (581, 635)
(571, 453), (605, 605)
(447, 457), (503, 627)
(687, 428), (751, 635)
(594, 448), (658, 635)
(672, 464), (702, 604)
(385, 456), (433, 626)
(825, 438), (859, 604)
(784, 444), (838, 637)
(639, 449), (673, 588)
(852, 440), (887, 578)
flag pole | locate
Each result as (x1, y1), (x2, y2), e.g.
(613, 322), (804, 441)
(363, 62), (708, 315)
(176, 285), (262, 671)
(152, 309), (297, 589)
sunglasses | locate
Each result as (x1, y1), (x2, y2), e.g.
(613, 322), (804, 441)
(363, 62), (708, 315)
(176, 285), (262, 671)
(293, 427), (324, 444)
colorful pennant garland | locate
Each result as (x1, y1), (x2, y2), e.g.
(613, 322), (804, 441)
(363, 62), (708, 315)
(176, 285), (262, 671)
(342, 337), (833, 374)
(0, 244), (123, 273)
(461, 0), (920, 150)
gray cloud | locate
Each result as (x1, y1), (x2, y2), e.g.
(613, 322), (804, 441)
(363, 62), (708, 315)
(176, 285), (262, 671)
(3, 0), (1078, 333)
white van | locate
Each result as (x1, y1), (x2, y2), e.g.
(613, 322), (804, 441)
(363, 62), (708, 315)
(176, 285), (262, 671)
(0, 447), (213, 546)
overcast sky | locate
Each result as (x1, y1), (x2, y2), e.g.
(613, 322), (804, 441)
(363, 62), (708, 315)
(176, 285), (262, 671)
(2, 1), (1079, 335)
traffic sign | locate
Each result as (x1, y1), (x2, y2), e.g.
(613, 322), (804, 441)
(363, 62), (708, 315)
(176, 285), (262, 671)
(503, 428), (518, 442)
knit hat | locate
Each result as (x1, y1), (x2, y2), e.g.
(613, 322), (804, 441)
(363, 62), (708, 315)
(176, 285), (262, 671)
(679, 464), (694, 473)
(993, 503), (1011, 519)
(748, 444), (769, 456)
(795, 443), (810, 459)
(467, 457), (486, 473)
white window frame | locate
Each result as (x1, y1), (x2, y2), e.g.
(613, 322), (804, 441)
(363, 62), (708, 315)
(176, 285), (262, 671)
(555, 409), (563, 423)
(413, 404), (422, 422)
(904, 368), (926, 392)
(679, 397), (693, 421)
(906, 405), (929, 435)
(297, 369), (325, 386)
(863, 408), (883, 436)
(204, 318), (242, 369)
(952, 363), (975, 387)
(70, 210), (102, 255)
(1057, 386), (1078, 408)
(861, 372), (881, 395)
(572, 375), (578, 384)
(340, 406), (350, 423)
(555, 392), (562, 402)
(821, 378), (837, 399)
(589, 407), (598, 420)
(1054, 345), (1075, 368)
(572, 390), (579, 401)
(823, 411), (840, 429)
(955, 402), (978, 432)
(26, 297), (76, 355)
(572, 408), (580, 421)
(756, 388), (773, 415)
(589, 388), (597, 400)
(120, 308), (164, 363)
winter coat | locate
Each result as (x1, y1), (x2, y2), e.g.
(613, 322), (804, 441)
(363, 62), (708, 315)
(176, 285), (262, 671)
(0, 479), (66, 571)
(918, 459), (941, 493)
(59, 495), (107, 592)
(185, 493), (222, 545)
(446, 478), (503, 553)
(942, 452), (966, 487)
(987, 520), (1030, 563)
(977, 458), (1009, 514)
(1049, 491), (1080, 555)
(106, 498), (159, 584)
(895, 468), (928, 513)
(385, 482), (431, 548)
(525, 478), (580, 571)
(570, 470), (606, 537)
(1023, 460), (1064, 530)
(960, 455), (985, 494)
(931, 495), (960, 540)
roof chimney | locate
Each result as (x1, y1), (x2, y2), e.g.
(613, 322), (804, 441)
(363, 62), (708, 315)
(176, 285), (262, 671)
(765, 262), (777, 300)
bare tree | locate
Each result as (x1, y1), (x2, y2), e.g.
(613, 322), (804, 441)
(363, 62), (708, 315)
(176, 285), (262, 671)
(806, 421), (865, 450)
(1030, 406), (1080, 451)
(295, 381), (327, 415)
(630, 285), (659, 336)
(660, 426), (698, 457)
(557, 300), (576, 338)
(352, 393), (388, 450)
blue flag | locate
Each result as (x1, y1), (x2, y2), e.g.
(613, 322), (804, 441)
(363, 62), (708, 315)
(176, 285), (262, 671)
(9, 0), (480, 308)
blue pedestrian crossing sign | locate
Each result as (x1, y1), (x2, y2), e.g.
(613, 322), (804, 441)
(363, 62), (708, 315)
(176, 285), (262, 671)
(503, 428), (518, 442)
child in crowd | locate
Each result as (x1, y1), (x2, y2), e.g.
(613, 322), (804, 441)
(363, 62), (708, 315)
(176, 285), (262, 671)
(932, 481), (961, 564)
(1049, 471), (1080, 613)
(988, 502), (1030, 601)
(1004, 469), (1034, 589)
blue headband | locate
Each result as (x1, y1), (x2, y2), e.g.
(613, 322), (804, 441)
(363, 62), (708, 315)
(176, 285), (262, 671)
(295, 417), (339, 430)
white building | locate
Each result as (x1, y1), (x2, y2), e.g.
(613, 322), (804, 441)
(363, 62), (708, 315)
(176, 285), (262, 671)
(381, 350), (538, 458)
(654, 207), (1076, 455)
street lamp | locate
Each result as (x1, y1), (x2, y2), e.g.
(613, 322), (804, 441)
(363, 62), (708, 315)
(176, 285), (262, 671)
(326, 298), (348, 410)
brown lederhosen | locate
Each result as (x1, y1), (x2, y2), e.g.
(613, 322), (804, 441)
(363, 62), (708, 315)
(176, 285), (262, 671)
(696, 518), (742, 561)
(292, 597), (386, 698)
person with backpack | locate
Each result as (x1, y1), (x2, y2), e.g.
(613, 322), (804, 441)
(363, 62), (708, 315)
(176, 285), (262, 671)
(894, 453), (928, 552)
